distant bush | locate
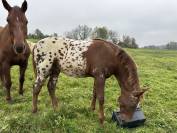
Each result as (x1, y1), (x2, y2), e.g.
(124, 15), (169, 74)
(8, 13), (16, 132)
(28, 29), (49, 40)
(117, 35), (138, 49)
(143, 41), (177, 50)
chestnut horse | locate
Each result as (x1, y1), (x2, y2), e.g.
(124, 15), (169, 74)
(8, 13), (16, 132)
(0, 0), (30, 101)
(32, 37), (147, 125)
(0, 26), (3, 33)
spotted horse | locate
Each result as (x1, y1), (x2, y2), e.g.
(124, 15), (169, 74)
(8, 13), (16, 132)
(32, 37), (148, 125)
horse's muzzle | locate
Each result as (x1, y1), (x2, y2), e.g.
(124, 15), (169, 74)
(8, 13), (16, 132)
(13, 44), (26, 54)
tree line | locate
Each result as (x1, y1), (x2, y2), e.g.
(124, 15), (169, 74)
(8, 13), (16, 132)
(28, 25), (139, 49)
(144, 42), (177, 50)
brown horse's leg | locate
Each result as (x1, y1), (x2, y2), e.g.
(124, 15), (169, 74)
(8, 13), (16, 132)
(95, 75), (105, 125)
(2, 63), (12, 101)
(47, 63), (60, 110)
(0, 68), (3, 87)
(91, 80), (97, 111)
(32, 76), (45, 113)
(19, 62), (28, 95)
(47, 75), (59, 110)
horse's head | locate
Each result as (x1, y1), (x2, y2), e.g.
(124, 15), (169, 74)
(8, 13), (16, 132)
(118, 88), (148, 122)
(2, 0), (28, 54)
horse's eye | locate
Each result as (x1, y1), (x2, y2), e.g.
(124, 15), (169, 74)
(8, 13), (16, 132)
(26, 20), (28, 24)
(7, 18), (9, 22)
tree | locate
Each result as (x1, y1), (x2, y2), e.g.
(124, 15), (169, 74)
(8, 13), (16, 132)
(108, 30), (119, 44)
(118, 35), (138, 48)
(28, 29), (48, 39)
(34, 29), (45, 39)
(92, 26), (109, 40)
(123, 35), (131, 45)
(53, 33), (58, 37)
(144, 41), (177, 50)
(65, 25), (92, 40)
(131, 37), (138, 48)
(166, 41), (177, 50)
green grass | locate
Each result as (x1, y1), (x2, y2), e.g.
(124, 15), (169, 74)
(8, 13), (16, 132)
(27, 38), (39, 43)
(0, 48), (177, 133)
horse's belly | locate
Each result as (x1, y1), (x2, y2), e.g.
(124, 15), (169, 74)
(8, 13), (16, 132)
(60, 59), (87, 77)
(57, 39), (92, 77)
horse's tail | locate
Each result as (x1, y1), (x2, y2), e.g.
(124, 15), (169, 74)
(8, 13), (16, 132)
(32, 45), (37, 78)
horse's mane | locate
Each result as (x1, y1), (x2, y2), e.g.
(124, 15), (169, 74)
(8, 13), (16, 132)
(93, 38), (113, 44)
(117, 48), (140, 90)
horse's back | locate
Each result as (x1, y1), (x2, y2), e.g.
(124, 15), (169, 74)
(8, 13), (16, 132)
(85, 39), (119, 65)
(33, 37), (123, 77)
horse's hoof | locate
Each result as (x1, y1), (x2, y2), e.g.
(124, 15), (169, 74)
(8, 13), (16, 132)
(19, 91), (24, 95)
(6, 99), (13, 104)
(90, 104), (96, 111)
(53, 104), (59, 112)
(99, 119), (104, 127)
(32, 109), (37, 113)
(90, 106), (95, 111)
(6, 97), (12, 101)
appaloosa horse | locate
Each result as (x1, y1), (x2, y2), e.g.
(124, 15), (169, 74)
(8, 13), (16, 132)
(0, 0), (30, 101)
(32, 37), (147, 124)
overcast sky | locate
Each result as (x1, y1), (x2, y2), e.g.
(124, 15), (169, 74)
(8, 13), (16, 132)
(0, 0), (177, 46)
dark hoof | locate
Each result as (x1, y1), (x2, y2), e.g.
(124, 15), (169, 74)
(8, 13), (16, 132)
(91, 106), (95, 111)
(6, 97), (12, 101)
(90, 104), (95, 111)
(6, 99), (13, 104)
(99, 116), (105, 126)
(32, 109), (37, 113)
(53, 104), (59, 111)
(19, 91), (24, 95)
(99, 121), (104, 127)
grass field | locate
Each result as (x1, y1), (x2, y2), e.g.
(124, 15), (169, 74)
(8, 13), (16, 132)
(0, 47), (177, 133)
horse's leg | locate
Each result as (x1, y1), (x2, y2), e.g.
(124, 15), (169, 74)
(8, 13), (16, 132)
(47, 61), (60, 110)
(2, 63), (12, 101)
(0, 66), (3, 86)
(95, 75), (105, 125)
(19, 62), (28, 95)
(32, 58), (54, 113)
(91, 80), (97, 111)
(32, 75), (45, 113)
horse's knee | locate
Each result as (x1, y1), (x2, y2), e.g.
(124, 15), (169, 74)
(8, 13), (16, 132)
(47, 77), (57, 89)
(33, 83), (41, 94)
(47, 80), (54, 89)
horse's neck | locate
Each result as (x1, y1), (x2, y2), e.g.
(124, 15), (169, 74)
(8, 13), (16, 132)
(117, 57), (140, 92)
(0, 25), (11, 44)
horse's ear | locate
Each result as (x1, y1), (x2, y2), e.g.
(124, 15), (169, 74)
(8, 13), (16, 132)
(133, 88), (149, 98)
(2, 0), (11, 12)
(21, 0), (27, 13)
